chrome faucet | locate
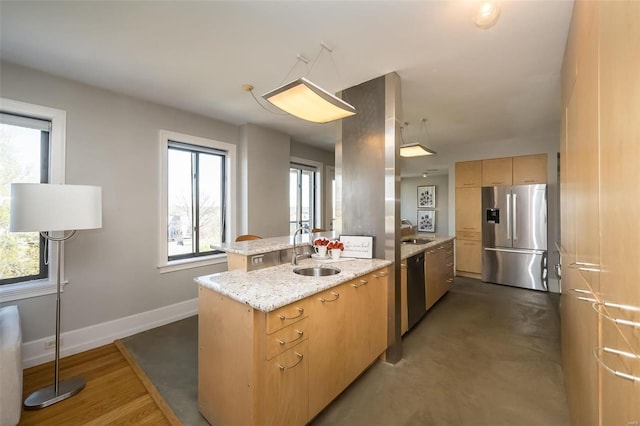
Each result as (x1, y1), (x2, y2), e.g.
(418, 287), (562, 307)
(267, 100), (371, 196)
(291, 226), (311, 265)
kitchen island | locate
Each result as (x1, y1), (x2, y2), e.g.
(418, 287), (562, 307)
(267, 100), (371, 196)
(195, 246), (391, 426)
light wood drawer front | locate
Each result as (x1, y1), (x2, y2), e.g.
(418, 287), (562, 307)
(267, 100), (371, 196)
(456, 231), (481, 241)
(266, 318), (309, 360)
(266, 300), (309, 334)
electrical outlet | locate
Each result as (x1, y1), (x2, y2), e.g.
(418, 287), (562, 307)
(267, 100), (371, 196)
(44, 339), (57, 350)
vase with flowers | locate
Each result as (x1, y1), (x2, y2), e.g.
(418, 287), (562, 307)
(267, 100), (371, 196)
(313, 237), (330, 258)
(327, 239), (345, 260)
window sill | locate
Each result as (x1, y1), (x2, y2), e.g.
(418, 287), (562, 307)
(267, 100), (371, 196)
(158, 253), (227, 274)
(0, 278), (67, 303)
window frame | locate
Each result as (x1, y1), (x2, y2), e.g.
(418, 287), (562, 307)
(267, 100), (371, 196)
(289, 156), (323, 232)
(0, 98), (67, 302)
(158, 130), (236, 273)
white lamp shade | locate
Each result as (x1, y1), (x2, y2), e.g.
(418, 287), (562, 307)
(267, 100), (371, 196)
(400, 143), (437, 157)
(262, 77), (356, 123)
(10, 183), (102, 232)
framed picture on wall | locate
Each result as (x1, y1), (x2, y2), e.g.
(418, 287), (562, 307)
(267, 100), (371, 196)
(417, 210), (436, 233)
(417, 185), (436, 208)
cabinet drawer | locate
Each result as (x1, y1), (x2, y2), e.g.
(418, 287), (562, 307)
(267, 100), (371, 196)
(266, 318), (309, 360)
(264, 340), (309, 426)
(456, 231), (481, 241)
(266, 300), (309, 334)
(456, 240), (482, 273)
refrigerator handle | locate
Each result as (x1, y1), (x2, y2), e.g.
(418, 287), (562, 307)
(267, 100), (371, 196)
(513, 193), (518, 241)
(506, 193), (511, 240)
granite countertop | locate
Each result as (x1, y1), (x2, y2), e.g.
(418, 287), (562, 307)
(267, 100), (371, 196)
(212, 231), (339, 256)
(400, 235), (455, 260)
(195, 257), (392, 312)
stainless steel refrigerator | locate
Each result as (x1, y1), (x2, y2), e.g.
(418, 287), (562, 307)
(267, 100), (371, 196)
(482, 184), (548, 291)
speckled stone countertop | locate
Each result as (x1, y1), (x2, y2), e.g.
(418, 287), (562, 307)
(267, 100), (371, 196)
(195, 257), (392, 312)
(400, 235), (455, 260)
(211, 231), (339, 256)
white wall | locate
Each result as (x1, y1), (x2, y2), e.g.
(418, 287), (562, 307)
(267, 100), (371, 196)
(0, 61), (240, 343)
(401, 174), (449, 236)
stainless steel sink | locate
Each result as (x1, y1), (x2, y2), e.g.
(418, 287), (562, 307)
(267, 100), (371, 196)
(401, 238), (434, 245)
(293, 266), (341, 277)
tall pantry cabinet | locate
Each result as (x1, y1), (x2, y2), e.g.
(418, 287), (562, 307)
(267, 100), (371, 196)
(560, 1), (640, 425)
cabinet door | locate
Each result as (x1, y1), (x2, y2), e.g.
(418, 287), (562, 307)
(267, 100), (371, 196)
(482, 157), (512, 186)
(264, 340), (309, 426)
(512, 154), (547, 185)
(369, 269), (389, 360)
(455, 187), (481, 235)
(561, 262), (600, 426)
(308, 285), (347, 418)
(400, 260), (408, 335)
(598, 2), (640, 424)
(455, 160), (482, 188)
(455, 240), (482, 274)
(343, 276), (371, 384)
(425, 248), (439, 309)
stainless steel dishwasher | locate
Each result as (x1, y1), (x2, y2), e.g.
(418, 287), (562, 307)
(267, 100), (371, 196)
(406, 252), (426, 329)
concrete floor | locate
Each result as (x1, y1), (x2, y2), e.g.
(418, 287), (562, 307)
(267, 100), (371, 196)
(121, 277), (570, 426)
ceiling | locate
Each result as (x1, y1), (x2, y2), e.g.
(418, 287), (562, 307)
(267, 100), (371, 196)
(0, 1), (573, 176)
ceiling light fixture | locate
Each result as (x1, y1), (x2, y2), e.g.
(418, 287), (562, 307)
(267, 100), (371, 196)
(400, 119), (437, 157)
(262, 77), (356, 123)
(474, 0), (501, 29)
(261, 42), (356, 123)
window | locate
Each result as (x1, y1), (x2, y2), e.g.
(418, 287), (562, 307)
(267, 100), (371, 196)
(159, 130), (235, 272)
(0, 113), (51, 285)
(0, 98), (66, 301)
(289, 159), (322, 233)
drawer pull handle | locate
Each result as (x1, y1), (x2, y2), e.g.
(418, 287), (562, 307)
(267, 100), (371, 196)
(279, 330), (304, 346)
(320, 292), (340, 303)
(351, 279), (368, 288)
(592, 302), (640, 329)
(446, 263), (454, 267)
(278, 352), (304, 371)
(374, 272), (388, 278)
(593, 347), (640, 382)
(568, 261), (600, 272)
(279, 307), (304, 321)
(568, 288), (597, 303)
(446, 278), (454, 283)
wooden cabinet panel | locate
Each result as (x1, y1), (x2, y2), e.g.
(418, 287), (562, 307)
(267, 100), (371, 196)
(308, 285), (348, 418)
(264, 340), (308, 426)
(455, 160), (482, 188)
(455, 240), (481, 274)
(482, 157), (512, 186)
(455, 187), (481, 233)
(512, 154), (547, 185)
(400, 260), (408, 335)
(369, 269), (389, 360)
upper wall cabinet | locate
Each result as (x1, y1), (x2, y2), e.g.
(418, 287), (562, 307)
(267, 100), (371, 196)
(482, 157), (513, 186)
(455, 160), (482, 188)
(512, 154), (548, 185)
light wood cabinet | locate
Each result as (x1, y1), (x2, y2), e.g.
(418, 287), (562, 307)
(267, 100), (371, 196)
(455, 187), (481, 236)
(561, 2), (640, 426)
(455, 160), (482, 188)
(512, 154), (547, 185)
(400, 260), (408, 335)
(199, 265), (389, 426)
(455, 240), (482, 275)
(481, 157), (512, 186)
(425, 241), (454, 310)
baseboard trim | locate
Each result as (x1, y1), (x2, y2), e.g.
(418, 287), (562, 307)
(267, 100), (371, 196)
(22, 298), (197, 368)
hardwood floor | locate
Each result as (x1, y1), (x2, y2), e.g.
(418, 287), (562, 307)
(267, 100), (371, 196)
(19, 343), (179, 425)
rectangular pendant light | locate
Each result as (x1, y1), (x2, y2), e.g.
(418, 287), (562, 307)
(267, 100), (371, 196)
(400, 143), (437, 157)
(262, 77), (356, 123)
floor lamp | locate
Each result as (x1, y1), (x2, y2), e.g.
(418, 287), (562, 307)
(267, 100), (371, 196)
(10, 183), (102, 410)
